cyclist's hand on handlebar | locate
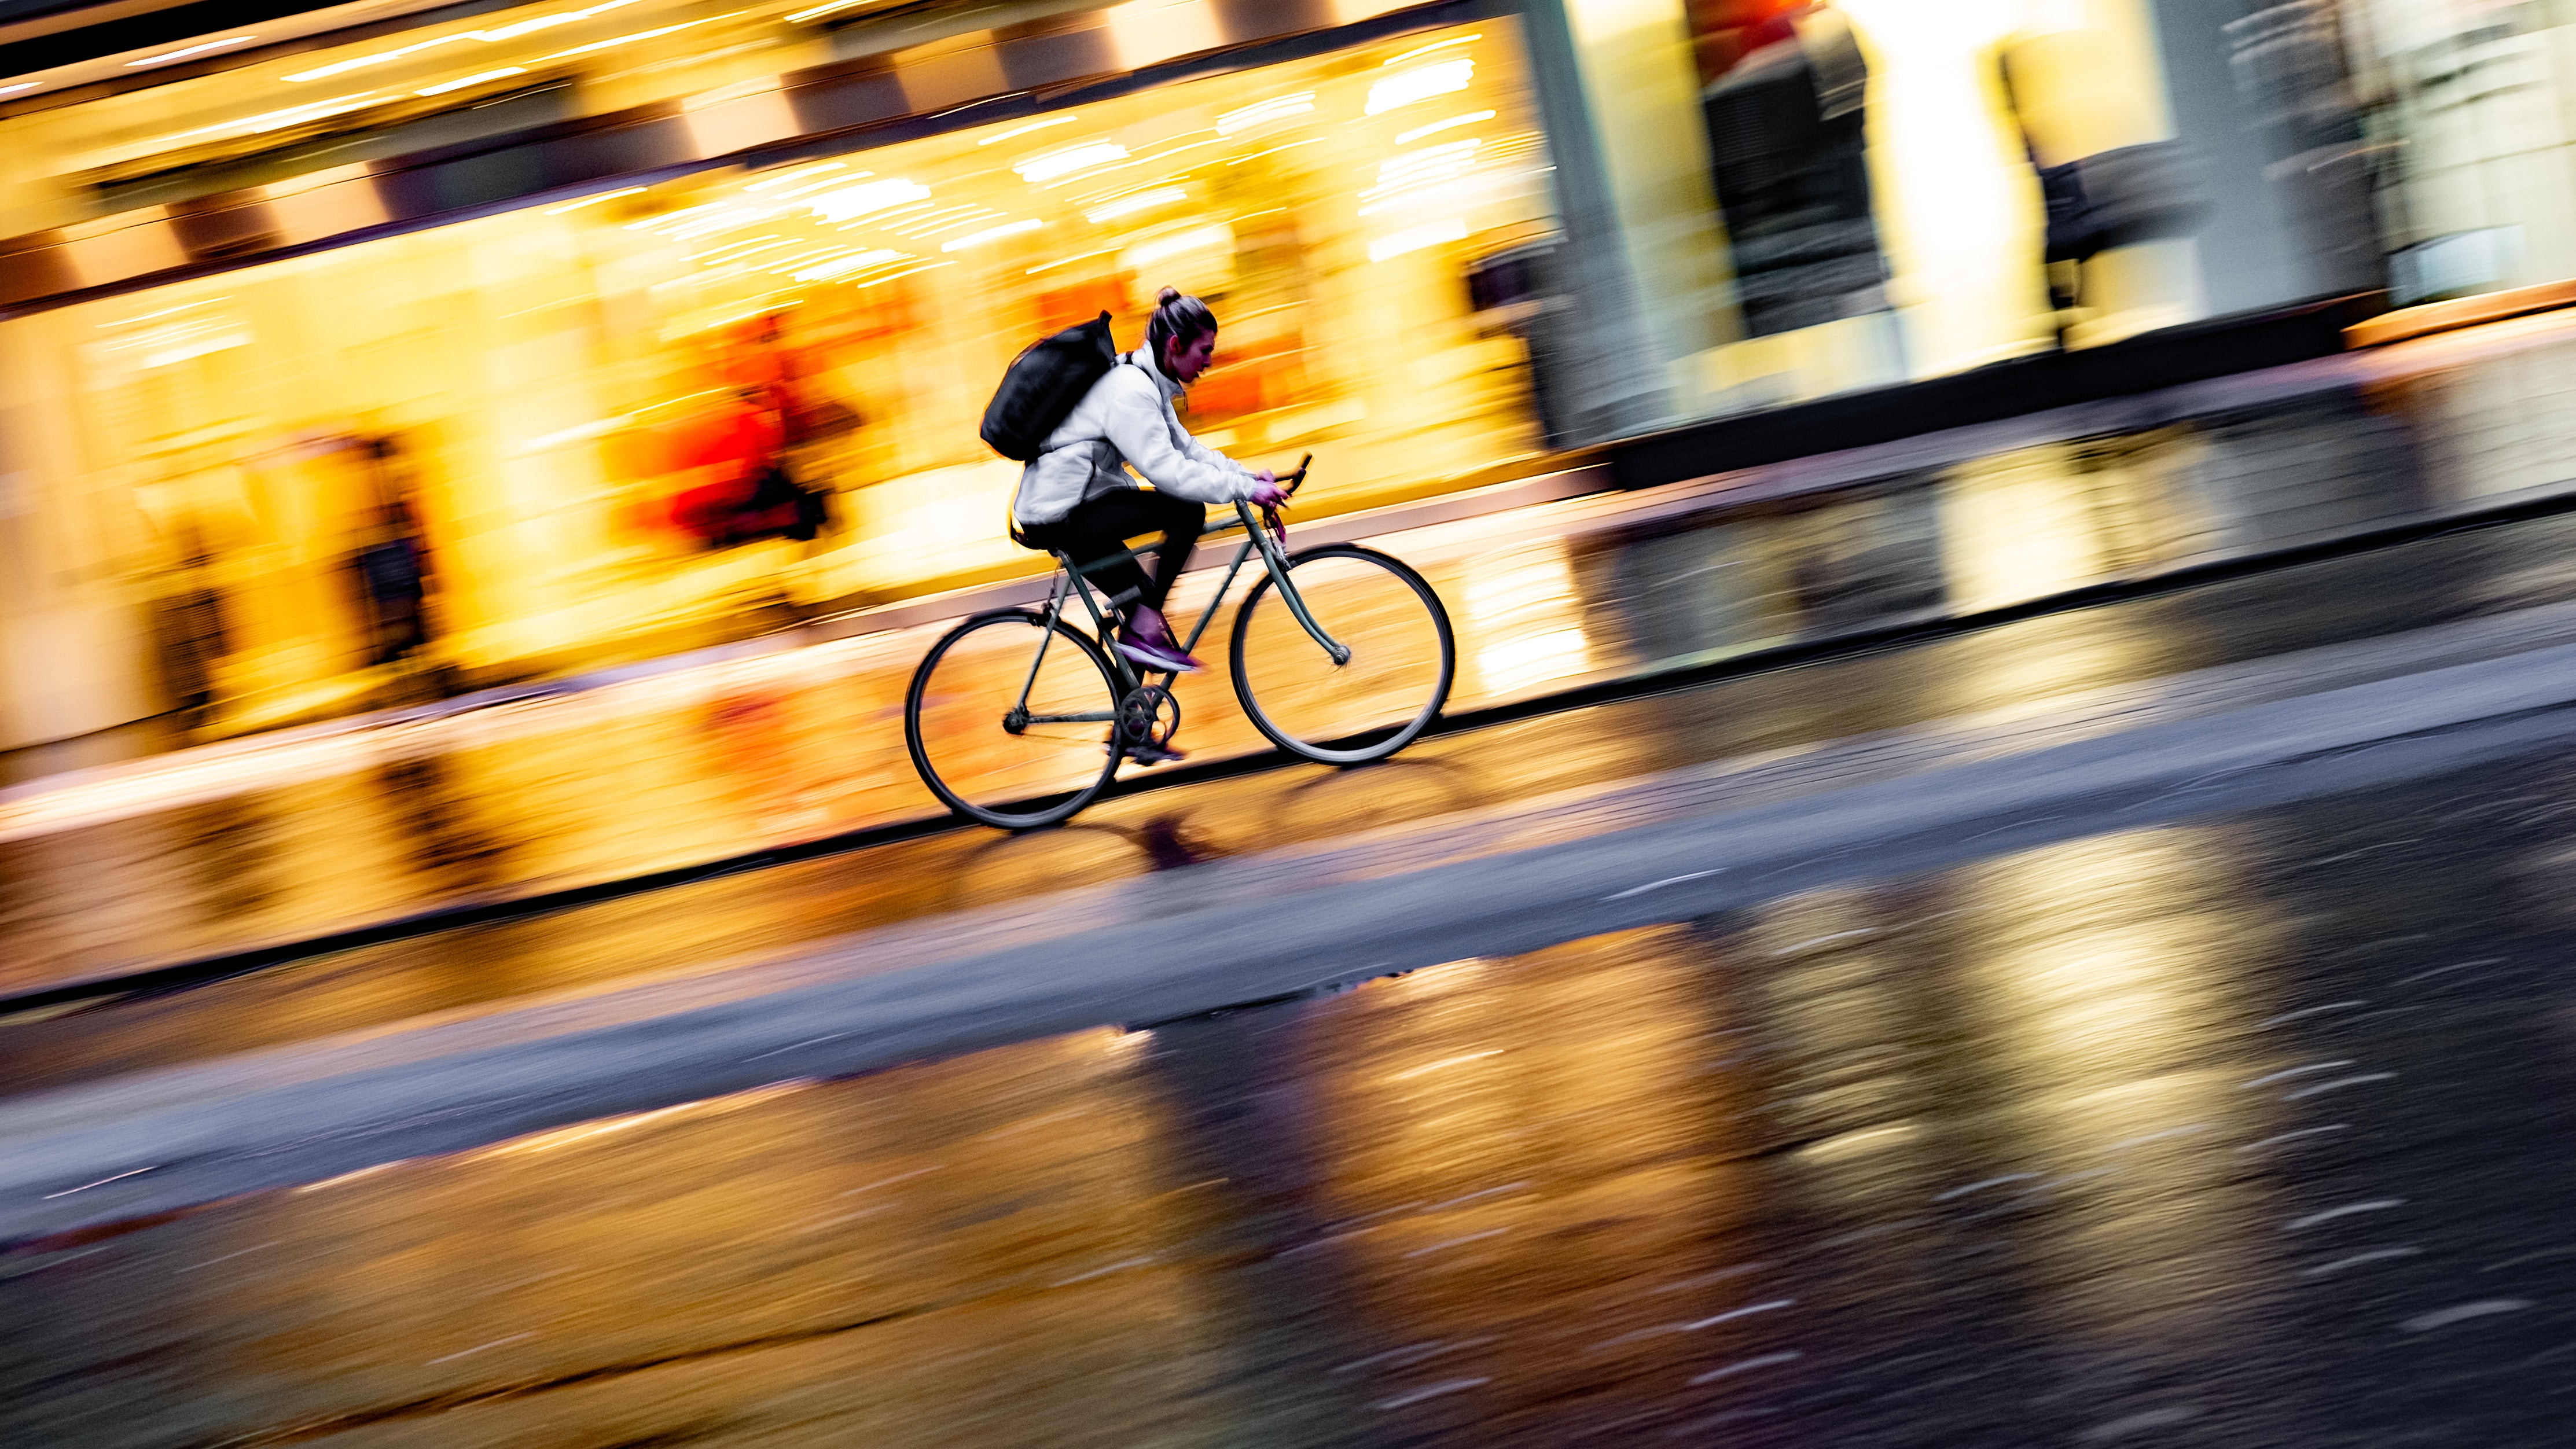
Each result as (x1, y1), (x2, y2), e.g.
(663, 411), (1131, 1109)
(1247, 476), (1289, 509)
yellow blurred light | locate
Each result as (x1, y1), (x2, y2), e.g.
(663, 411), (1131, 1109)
(153, 91), (385, 146)
(784, 0), (870, 21)
(837, 200), (934, 229)
(1368, 218), (1465, 261)
(852, 259), (950, 289)
(1027, 248), (1114, 275)
(1383, 33), (1478, 67)
(1124, 222), (1229, 269)
(1359, 139), (1482, 206)
(1357, 170), (1514, 217)
(543, 185), (644, 214)
(664, 206), (773, 239)
(1366, 58), (1472, 115)
(942, 218), (1043, 251)
(688, 234), (788, 262)
(1224, 137), (1325, 167)
(286, 34), (470, 81)
(1084, 187), (1185, 224)
(765, 172), (872, 202)
(1395, 109), (1493, 145)
(127, 35), (258, 68)
(531, 16), (718, 65)
(978, 116), (1078, 146)
(805, 178), (930, 222)
(518, 414), (634, 451)
(760, 244), (852, 271)
(1215, 93), (1315, 135)
(416, 66), (528, 96)
(743, 161), (846, 192)
(885, 204), (994, 236)
(626, 200), (727, 230)
(98, 297), (226, 328)
(1015, 141), (1127, 183)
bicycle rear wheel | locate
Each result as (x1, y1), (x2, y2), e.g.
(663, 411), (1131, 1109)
(1230, 543), (1453, 764)
(906, 609), (1122, 829)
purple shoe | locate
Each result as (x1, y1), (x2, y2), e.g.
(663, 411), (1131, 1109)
(1114, 632), (1203, 674)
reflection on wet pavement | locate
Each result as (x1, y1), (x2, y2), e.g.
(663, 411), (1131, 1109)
(10, 752), (2576, 1446)
(9, 323), (2576, 1000)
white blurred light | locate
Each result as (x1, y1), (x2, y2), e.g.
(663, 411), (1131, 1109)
(664, 207), (773, 240)
(1365, 59), (1472, 116)
(806, 178), (931, 222)
(765, 172), (871, 202)
(519, 415), (634, 451)
(1368, 219), (1465, 262)
(626, 200), (726, 230)
(978, 116), (1077, 146)
(743, 161), (845, 192)
(1370, 138), (1480, 188)
(416, 67), (527, 96)
(1383, 33), (1478, 67)
(795, 248), (909, 279)
(1395, 109), (1493, 145)
(542, 185), (642, 214)
(1124, 223), (1230, 269)
(532, 18), (714, 65)
(1015, 142), (1127, 183)
(1216, 93), (1314, 135)
(942, 219), (1043, 251)
(154, 92), (384, 146)
(127, 35), (258, 68)
(285, 0), (644, 82)
(1085, 187), (1185, 224)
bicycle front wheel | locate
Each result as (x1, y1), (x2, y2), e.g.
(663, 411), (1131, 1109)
(906, 609), (1122, 829)
(1230, 543), (1454, 764)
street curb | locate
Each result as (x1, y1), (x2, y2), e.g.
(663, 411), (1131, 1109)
(11, 627), (2576, 1244)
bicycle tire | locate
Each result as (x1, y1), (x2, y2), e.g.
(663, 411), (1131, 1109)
(1230, 543), (1454, 764)
(906, 608), (1123, 829)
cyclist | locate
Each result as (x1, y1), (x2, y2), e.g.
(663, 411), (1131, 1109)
(1012, 287), (1289, 696)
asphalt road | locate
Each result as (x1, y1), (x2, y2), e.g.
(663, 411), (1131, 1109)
(8, 744), (2575, 1447)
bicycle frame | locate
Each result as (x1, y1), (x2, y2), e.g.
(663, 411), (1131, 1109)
(1009, 499), (1350, 731)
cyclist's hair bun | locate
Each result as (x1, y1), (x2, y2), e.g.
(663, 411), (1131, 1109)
(1146, 286), (1217, 361)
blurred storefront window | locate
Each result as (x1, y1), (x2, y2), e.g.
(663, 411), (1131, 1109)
(0, 0), (2456, 753)
(0, 18), (1556, 738)
(2348, 0), (2576, 304)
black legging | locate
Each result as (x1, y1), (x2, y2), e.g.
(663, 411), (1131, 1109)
(1021, 487), (1205, 618)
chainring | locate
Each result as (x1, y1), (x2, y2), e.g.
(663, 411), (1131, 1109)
(1116, 683), (1180, 749)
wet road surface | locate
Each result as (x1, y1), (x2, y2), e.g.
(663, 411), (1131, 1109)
(10, 749), (2576, 1447)
(13, 306), (2576, 995)
(13, 502), (2576, 1105)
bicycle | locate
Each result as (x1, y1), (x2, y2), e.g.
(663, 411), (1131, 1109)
(903, 459), (1456, 829)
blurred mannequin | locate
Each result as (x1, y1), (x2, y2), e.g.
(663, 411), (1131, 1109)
(2000, 0), (2208, 346)
(1688, 0), (1893, 336)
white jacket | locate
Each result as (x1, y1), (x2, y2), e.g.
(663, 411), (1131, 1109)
(1011, 347), (1258, 526)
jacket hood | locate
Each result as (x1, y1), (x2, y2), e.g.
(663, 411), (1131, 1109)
(1130, 346), (1183, 403)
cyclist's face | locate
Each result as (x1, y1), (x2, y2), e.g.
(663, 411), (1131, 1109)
(1164, 329), (1217, 384)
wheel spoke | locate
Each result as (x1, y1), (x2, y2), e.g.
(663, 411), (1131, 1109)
(1232, 547), (1453, 764)
(907, 613), (1121, 828)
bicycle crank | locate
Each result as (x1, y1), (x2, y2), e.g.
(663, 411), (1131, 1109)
(1117, 683), (1181, 752)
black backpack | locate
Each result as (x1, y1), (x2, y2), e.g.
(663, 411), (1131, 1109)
(980, 311), (1118, 462)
